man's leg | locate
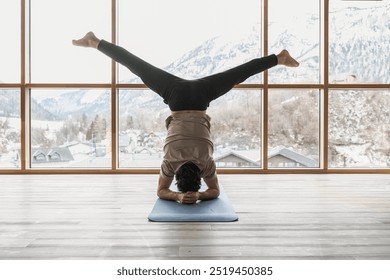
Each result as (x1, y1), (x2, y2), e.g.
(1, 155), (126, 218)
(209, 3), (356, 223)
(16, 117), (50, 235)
(73, 32), (181, 102)
(201, 50), (299, 102)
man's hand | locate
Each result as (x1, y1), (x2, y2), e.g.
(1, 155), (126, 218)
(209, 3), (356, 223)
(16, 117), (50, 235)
(178, 192), (200, 204)
(157, 173), (220, 204)
(158, 174), (200, 204)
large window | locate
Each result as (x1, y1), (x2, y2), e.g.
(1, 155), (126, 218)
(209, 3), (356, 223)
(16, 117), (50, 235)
(30, 0), (111, 83)
(268, 0), (322, 84)
(329, 90), (390, 168)
(118, 89), (168, 168)
(1, 0), (389, 173)
(329, 0), (390, 84)
(268, 90), (320, 168)
(0, 0), (20, 83)
(209, 89), (262, 168)
(30, 89), (111, 169)
(118, 0), (262, 83)
(0, 1), (21, 169)
(0, 90), (21, 169)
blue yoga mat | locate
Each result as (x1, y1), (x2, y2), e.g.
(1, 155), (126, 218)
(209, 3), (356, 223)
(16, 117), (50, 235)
(148, 184), (238, 222)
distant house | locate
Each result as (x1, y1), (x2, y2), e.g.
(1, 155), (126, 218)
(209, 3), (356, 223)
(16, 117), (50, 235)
(214, 146), (317, 168)
(268, 146), (317, 167)
(65, 141), (106, 157)
(28, 147), (74, 164)
(214, 150), (260, 167)
(65, 142), (94, 156)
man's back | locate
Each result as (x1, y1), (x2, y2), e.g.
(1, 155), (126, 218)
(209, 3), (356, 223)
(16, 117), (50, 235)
(161, 111), (216, 179)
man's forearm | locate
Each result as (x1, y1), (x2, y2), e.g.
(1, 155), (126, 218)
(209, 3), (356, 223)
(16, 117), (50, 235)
(198, 188), (219, 201)
(201, 174), (220, 201)
(157, 188), (181, 202)
(157, 174), (176, 201)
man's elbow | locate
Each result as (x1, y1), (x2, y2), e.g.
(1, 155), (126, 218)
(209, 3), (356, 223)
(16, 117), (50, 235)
(157, 189), (164, 199)
(214, 189), (220, 198)
(213, 181), (220, 198)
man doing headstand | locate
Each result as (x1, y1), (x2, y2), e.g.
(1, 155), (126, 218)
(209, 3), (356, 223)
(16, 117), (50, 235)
(73, 32), (299, 204)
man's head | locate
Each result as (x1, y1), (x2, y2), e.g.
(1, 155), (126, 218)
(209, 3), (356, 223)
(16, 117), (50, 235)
(175, 162), (201, 193)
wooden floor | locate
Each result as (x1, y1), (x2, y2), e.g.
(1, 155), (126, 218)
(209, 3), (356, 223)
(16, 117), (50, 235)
(0, 174), (390, 260)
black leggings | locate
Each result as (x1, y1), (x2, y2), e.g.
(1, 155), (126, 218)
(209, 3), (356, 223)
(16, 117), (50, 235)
(98, 40), (278, 111)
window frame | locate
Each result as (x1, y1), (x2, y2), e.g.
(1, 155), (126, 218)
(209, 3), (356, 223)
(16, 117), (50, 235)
(0, 0), (389, 174)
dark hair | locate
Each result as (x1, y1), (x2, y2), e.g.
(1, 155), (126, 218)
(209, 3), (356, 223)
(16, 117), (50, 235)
(175, 162), (201, 192)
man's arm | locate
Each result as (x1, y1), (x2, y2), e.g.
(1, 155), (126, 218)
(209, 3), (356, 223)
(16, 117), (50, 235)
(181, 173), (220, 203)
(199, 173), (220, 201)
(157, 173), (220, 204)
(157, 174), (183, 202)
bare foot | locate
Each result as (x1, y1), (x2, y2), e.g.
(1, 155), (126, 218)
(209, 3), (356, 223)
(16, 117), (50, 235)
(72, 32), (100, 48)
(276, 50), (299, 67)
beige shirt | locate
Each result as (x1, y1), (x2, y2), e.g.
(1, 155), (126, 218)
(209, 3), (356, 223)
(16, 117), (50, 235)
(160, 111), (216, 179)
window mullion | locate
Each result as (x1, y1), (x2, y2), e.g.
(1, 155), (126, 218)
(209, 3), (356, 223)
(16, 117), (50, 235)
(263, 0), (269, 170)
(111, 0), (117, 170)
(323, 0), (329, 171)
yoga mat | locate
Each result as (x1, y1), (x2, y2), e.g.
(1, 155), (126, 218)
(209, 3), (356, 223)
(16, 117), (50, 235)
(148, 184), (238, 222)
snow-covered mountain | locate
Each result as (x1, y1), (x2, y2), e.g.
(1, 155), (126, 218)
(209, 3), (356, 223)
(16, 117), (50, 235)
(329, 3), (390, 84)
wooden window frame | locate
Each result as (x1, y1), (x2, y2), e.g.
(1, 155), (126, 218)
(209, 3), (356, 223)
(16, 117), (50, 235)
(0, 0), (389, 174)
